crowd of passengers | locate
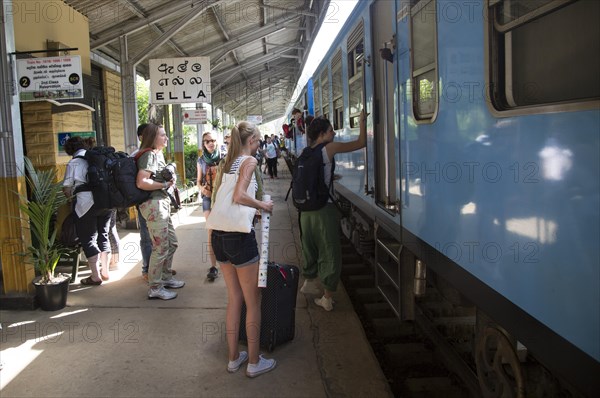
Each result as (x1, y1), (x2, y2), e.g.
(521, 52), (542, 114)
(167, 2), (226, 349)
(62, 108), (367, 378)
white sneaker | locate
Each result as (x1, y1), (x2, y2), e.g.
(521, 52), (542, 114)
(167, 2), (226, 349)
(163, 278), (185, 289)
(314, 295), (333, 311)
(227, 351), (248, 373)
(246, 355), (276, 378)
(300, 279), (320, 295)
(148, 286), (177, 300)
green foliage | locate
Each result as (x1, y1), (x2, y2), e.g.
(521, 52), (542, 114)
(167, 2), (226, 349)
(210, 118), (221, 130)
(136, 79), (150, 124)
(184, 143), (199, 185)
(18, 158), (68, 284)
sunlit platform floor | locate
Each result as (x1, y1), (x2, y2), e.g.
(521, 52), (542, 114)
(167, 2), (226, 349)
(0, 163), (391, 398)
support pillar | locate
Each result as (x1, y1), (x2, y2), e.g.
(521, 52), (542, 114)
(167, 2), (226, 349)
(171, 104), (185, 183)
(0, 0), (35, 301)
(119, 35), (138, 154)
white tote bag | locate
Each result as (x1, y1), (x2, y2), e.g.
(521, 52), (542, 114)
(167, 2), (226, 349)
(206, 156), (256, 233)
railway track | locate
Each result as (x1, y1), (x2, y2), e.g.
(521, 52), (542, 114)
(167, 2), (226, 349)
(339, 239), (477, 397)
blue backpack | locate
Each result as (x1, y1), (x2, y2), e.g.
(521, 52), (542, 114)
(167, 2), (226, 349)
(288, 143), (335, 211)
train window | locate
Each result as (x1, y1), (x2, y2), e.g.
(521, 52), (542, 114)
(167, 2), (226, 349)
(410, 0), (438, 121)
(321, 69), (329, 118)
(348, 22), (364, 129)
(332, 50), (344, 130)
(488, 0), (600, 111)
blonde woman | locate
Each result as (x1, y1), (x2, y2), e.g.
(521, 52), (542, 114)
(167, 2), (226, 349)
(211, 122), (276, 377)
(136, 123), (184, 300)
(197, 131), (223, 280)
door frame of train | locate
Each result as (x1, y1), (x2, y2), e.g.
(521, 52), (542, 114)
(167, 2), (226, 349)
(369, 0), (402, 228)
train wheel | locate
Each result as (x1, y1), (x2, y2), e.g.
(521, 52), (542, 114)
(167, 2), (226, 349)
(475, 326), (525, 398)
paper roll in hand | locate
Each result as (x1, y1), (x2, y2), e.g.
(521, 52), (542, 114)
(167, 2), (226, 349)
(258, 194), (271, 288)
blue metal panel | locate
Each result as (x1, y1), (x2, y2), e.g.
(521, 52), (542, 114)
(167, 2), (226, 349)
(399, 2), (600, 361)
(306, 78), (314, 116)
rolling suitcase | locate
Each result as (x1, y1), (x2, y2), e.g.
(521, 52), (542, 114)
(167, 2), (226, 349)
(240, 262), (299, 352)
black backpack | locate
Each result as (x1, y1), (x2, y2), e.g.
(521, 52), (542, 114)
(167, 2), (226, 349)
(74, 146), (150, 209)
(288, 143), (335, 211)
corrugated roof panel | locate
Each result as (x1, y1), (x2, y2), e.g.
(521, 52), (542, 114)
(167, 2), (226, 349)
(62, 0), (331, 122)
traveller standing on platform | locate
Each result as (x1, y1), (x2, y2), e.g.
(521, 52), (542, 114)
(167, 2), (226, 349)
(197, 131), (224, 281)
(299, 110), (368, 311)
(211, 122), (276, 378)
(62, 136), (112, 286)
(132, 124), (163, 282)
(264, 136), (279, 179)
(136, 123), (185, 300)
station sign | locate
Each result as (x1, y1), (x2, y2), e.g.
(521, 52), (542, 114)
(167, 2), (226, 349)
(247, 115), (263, 124)
(183, 109), (208, 124)
(149, 56), (211, 105)
(16, 56), (83, 102)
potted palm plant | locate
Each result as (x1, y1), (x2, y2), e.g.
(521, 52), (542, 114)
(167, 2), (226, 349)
(18, 157), (70, 311)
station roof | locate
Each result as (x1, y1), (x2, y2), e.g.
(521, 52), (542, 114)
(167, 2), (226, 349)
(63, 0), (331, 123)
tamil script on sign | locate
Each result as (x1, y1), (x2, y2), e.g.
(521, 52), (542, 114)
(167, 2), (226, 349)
(149, 57), (211, 105)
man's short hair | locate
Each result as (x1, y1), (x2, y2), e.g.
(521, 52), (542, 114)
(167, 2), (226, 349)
(137, 123), (149, 139)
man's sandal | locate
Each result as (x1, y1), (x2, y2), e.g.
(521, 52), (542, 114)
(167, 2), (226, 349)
(81, 277), (102, 286)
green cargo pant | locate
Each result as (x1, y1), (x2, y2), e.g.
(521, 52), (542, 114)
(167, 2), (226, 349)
(300, 203), (341, 292)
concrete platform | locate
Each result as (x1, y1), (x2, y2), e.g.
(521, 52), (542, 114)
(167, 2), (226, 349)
(0, 162), (392, 398)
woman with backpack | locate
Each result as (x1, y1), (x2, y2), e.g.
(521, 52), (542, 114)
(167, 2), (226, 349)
(197, 131), (223, 280)
(136, 123), (185, 300)
(62, 136), (112, 285)
(299, 110), (368, 311)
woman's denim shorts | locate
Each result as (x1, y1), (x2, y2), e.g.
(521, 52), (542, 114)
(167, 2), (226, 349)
(202, 196), (212, 212)
(211, 229), (259, 267)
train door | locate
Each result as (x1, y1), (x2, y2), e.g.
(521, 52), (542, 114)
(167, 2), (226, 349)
(370, 0), (399, 214)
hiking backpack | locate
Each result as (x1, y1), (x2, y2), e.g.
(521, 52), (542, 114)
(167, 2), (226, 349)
(288, 143), (335, 211)
(74, 146), (150, 209)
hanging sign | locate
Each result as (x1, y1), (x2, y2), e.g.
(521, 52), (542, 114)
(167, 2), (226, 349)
(183, 109), (208, 124)
(149, 57), (211, 105)
(16, 56), (83, 102)
(247, 115), (263, 124)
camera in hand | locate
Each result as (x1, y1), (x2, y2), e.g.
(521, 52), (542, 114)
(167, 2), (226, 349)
(160, 163), (181, 211)
(160, 163), (177, 182)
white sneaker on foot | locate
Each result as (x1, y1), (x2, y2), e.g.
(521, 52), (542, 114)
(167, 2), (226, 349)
(300, 279), (320, 295)
(148, 286), (177, 300)
(246, 355), (276, 378)
(314, 295), (333, 311)
(227, 351), (248, 373)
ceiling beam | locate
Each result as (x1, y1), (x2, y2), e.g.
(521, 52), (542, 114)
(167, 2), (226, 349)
(212, 46), (295, 81)
(130, 1), (229, 65)
(115, 0), (187, 56)
(90, 0), (197, 50)
(211, 6), (230, 41)
(203, 13), (301, 67)
(260, 4), (318, 18)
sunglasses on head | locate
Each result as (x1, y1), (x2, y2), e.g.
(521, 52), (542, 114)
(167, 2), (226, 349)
(204, 139), (216, 144)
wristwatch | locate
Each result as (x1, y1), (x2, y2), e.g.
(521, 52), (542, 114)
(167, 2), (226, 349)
(163, 181), (168, 189)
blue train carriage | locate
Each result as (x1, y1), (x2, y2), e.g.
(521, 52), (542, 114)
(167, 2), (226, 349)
(307, 0), (600, 396)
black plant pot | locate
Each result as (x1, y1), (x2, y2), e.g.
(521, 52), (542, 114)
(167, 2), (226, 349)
(33, 275), (70, 311)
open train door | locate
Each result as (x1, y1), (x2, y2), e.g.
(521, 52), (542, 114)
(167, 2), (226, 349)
(370, 0), (400, 219)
